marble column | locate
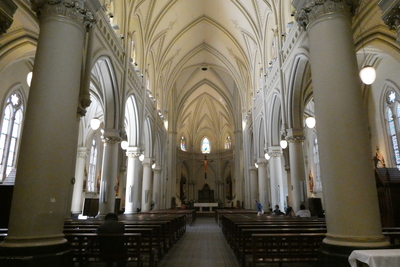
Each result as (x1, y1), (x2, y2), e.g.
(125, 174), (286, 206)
(256, 158), (269, 211)
(71, 147), (88, 214)
(293, 0), (389, 264)
(124, 147), (141, 214)
(141, 157), (153, 211)
(268, 146), (285, 210)
(249, 166), (258, 207)
(286, 128), (306, 212)
(152, 165), (162, 210)
(0, 0), (95, 264)
(98, 129), (121, 215)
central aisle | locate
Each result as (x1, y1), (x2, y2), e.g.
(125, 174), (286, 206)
(158, 216), (240, 267)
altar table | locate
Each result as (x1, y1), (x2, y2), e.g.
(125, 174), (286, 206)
(348, 249), (400, 267)
(193, 203), (218, 212)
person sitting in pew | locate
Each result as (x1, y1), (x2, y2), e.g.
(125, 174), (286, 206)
(285, 206), (295, 217)
(295, 204), (311, 218)
(96, 213), (127, 267)
(272, 205), (284, 215)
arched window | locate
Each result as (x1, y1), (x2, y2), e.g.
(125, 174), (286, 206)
(0, 92), (24, 181)
(386, 90), (400, 169)
(180, 135), (186, 151)
(201, 137), (210, 154)
(87, 138), (98, 192)
(225, 135), (231, 149)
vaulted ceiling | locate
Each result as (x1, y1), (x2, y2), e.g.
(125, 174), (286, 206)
(109, 0), (291, 153)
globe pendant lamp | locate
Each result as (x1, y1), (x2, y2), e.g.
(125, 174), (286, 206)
(359, 65), (376, 85)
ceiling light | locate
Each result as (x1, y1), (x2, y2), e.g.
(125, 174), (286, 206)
(305, 117), (316, 129)
(90, 117), (101, 130)
(360, 66), (376, 85)
(280, 139), (288, 149)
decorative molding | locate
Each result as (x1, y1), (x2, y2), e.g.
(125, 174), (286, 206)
(293, 0), (359, 29)
(102, 136), (122, 144)
(31, 0), (95, 31)
(0, 0), (18, 35)
(287, 135), (306, 143)
(378, 0), (400, 44)
(126, 151), (142, 158)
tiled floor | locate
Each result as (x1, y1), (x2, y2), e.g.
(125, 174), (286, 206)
(158, 216), (240, 267)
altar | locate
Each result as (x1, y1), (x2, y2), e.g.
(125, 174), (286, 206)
(348, 249), (400, 267)
(193, 202), (218, 212)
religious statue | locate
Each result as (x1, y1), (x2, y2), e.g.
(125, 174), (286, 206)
(308, 171), (314, 193)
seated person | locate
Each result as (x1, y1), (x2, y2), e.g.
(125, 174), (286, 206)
(272, 205), (284, 215)
(96, 213), (127, 267)
(285, 206), (295, 217)
(295, 204), (311, 217)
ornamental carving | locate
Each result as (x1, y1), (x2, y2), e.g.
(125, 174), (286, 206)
(287, 135), (306, 143)
(102, 136), (122, 144)
(294, 0), (359, 29)
(268, 151), (282, 158)
(30, 0), (95, 31)
(380, 5), (400, 44)
(126, 152), (142, 158)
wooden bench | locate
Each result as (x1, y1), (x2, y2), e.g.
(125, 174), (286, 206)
(64, 232), (144, 267)
(248, 233), (325, 267)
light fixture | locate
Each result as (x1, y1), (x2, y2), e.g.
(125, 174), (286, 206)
(255, 163), (258, 168)
(27, 72), (33, 87)
(139, 154), (145, 161)
(152, 163), (156, 169)
(305, 117), (316, 129)
(121, 140), (128, 150)
(90, 117), (101, 130)
(265, 153), (270, 160)
(280, 139), (288, 149)
(359, 66), (376, 85)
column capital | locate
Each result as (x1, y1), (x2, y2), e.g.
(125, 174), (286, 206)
(0, 0), (18, 35)
(293, 0), (359, 29)
(286, 128), (306, 143)
(102, 129), (122, 144)
(267, 146), (283, 158)
(256, 158), (268, 166)
(378, 0), (400, 44)
(126, 146), (142, 158)
(31, 0), (96, 31)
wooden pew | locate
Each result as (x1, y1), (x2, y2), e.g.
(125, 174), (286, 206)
(64, 232), (143, 267)
(248, 233), (326, 267)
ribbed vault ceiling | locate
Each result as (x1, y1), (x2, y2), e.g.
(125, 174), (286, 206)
(112, 0), (280, 152)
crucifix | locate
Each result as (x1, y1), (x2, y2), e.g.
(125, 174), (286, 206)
(200, 155), (213, 179)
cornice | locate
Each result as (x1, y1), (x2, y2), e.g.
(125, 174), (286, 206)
(0, 0), (18, 35)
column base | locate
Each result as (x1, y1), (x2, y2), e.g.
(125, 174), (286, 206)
(0, 242), (72, 267)
(318, 242), (393, 267)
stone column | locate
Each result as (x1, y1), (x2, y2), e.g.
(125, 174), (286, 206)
(98, 129), (121, 215)
(286, 128), (306, 212)
(293, 0), (389, 264)
(141, 157), (153, 211)
(256, 158), (269, 211)
(71, 147), (88, 214)
(0, 0), (95, 264)
(249, 166), (258, 207)
(268, 146), (284, 210)
(124, 147), (141, 214)
(152, 165), (162, 210)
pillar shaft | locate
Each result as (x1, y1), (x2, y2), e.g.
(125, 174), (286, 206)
(287, 128), (306, 212)
(99, 130), (121, 215)
(249, 166), (258, 206)
(152, 166), (162, 210)
(2, 0), (93, 248)
(141, 158), (153, 211)
(268, 146), (285, 210)
(71, 148), (88, 214)
(124, 147), (141, 214)
(294, 0), (388, 249)
(256, 159), (269, 210)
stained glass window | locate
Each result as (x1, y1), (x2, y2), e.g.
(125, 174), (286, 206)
(88, 138), (98, 192)
(225, 135), (231, 149)
(391, 107), (400, 168)
(180, 135), (186, 151)
(201, 137), (210, 153)
(0, 93), (23, 181)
